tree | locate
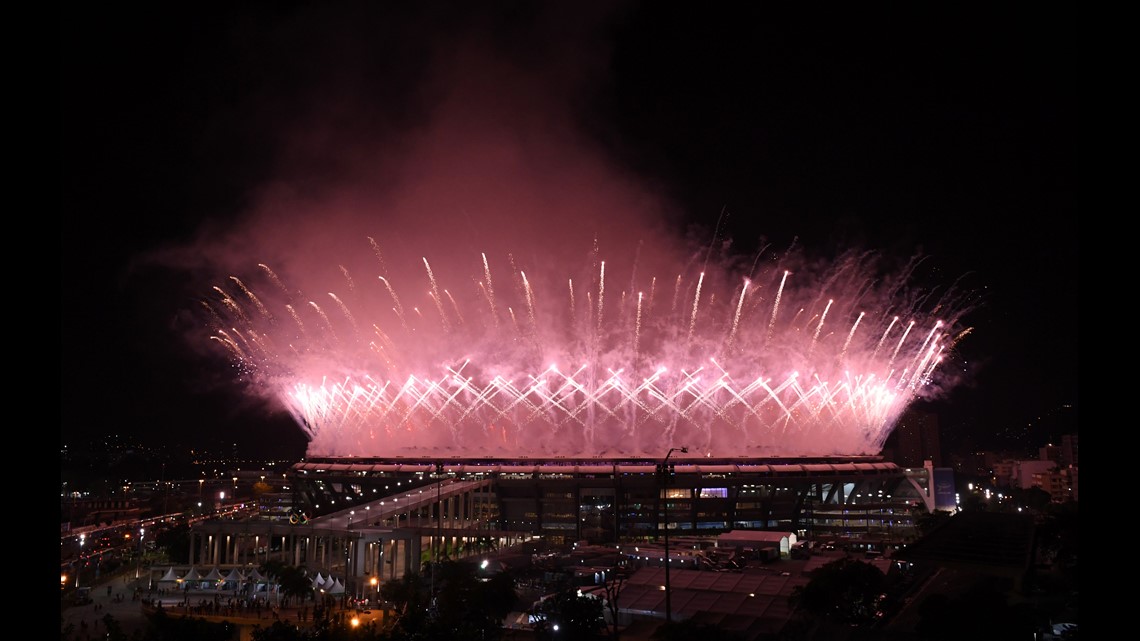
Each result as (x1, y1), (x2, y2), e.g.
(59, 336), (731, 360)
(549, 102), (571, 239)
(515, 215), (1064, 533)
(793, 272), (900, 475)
(914, 509), (952, 537)
(531, 586), (605, 640)
(260, 560), (315, 604)
(380, 569), (432, 636)
(376, 561), (518, 641)
(280, 565), (317, 603)
(913, 575), (1039, 640)
(432, 561), (517, 641)
(1018, 486), (1054, 512)
(790, 556), (886, 625)
(380, 569), (430, 618)
(599, 574), (625, 640)
(154, 523), (192, 564)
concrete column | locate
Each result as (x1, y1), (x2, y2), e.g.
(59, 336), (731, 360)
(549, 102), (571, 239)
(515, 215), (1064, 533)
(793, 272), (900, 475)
(386, 539), (399, 580)
(408, 536), (421, 575)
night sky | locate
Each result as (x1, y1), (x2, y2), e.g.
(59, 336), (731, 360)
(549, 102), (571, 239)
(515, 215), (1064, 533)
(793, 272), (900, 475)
(61, 3), (1077, 461)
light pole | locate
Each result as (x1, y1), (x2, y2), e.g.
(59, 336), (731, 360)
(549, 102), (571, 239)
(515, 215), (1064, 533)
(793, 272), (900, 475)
(135, 527), (145, 580)
(346, 511), (354, 605)
(76, 534), (86, 588)
(662, 446), (687, 625)
(430, 463), (443, 616)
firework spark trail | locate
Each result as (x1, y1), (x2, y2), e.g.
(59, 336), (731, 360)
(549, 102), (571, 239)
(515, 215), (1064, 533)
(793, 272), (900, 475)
(875, 316), (899, 359)
(210, 333), (244, 361)
(508, 307), (520, 335)
(199, 239), (972, 458)
(285, 304), (307, 339)
(213, 286), (250, 324)
(230, 277), (271, 320)
(368, 237), (388, 276)
(596, 261), (605, 335)
(889, 320), (916, 369)
(842, 311), (866, 359)
(521, 271), (537, 333)
(339, 265), (356, 294)
(377, 276), (408, 331)
(329, 293), (359, 337)
(481, 253), (499, 327)
(259, 264), (291, 296)
(634, 291), (643, 357)
(688, 271), (705, 343)
(444, 290), (464, 325)
(728, 278), (749, 349)
(768, 271), (789, 342)
(568, 279), (575, 320)
(200, 300), (226, 328)
(906, 323), (944, 391)
(422, 258), (449, 333)
(809, 299), (834, 357)
(308, 301), (339, 345)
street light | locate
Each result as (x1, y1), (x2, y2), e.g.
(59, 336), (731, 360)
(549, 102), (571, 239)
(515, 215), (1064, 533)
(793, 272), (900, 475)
(429, 462), (443, 617)
(77, 534), (86, 588)
(662, 446), (687, 625)
(136, 527), (145, 580)
(347, 510), (355, 601)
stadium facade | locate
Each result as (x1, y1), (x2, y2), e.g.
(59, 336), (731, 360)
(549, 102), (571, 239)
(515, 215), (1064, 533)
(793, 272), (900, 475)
(185, 455), (943, 595)
(289, 455), (937, 542)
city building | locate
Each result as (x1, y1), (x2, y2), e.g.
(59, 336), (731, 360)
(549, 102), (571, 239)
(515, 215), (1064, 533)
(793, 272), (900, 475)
(884, 408), (943, 468)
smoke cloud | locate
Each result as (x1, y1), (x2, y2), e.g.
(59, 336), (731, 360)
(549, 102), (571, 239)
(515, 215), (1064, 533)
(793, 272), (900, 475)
(153, 5), (973, 458)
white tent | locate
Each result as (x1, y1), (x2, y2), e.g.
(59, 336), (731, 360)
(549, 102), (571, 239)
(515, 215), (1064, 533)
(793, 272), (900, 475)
(326, 578), (346, 595)
(222, 567), (245, 588)
(246, 567), (266, 582)
(311, 572), (327, 590)
(202, 567), (224, 582)
(181, 567), (202, 582)
(157, 567), (180, 583)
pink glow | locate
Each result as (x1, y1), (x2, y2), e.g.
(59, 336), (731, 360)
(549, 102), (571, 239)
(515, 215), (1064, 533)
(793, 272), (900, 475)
(199, 241), (972, 458)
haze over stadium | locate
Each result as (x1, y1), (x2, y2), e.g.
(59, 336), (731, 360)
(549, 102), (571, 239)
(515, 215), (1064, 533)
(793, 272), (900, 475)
(144, 19), (977, 459)
(61, 4), (1075, 459)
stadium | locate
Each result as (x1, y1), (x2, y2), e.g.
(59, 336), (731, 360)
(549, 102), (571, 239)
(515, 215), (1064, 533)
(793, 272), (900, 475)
(183, 236), (964, 607)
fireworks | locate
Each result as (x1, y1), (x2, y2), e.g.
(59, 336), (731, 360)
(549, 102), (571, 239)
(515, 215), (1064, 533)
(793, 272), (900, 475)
(199, 237), (971, 458)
